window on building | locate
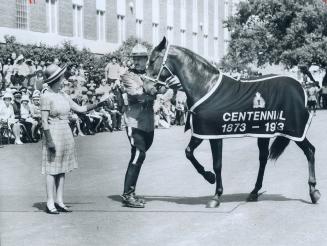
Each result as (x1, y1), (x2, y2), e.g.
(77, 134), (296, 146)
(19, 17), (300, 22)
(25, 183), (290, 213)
(203, 35), (208, 58)
(16, 0), (29, 30)
(180, 29), (186, 47)
(223, 0), (230, 53)
(167, 0), (174, 28)
(117, 15), (126, 44)
(73, 4), (83, 37)
(180, 0), (186, 31)
(46, 0), (58, 33)
(136, 0), (143, 21)
(192, 32), (198, 53)
(136, 19), (143, 39)
(167, 26), (174, 44)
(214, 0), (219, 61)
(214, 37), (219, 61)
(152, 23), (159, 45)
(135, 0), (143, 39)
(97, 10), (105, 41)
(152, 0), (159, 24)
(203, 0), (209, 35)
(96, 0), (106, 41)
(192, 0), (198, 34)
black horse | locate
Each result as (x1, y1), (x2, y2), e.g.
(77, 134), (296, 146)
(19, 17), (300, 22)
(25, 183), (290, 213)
(145, 37), (321, 208)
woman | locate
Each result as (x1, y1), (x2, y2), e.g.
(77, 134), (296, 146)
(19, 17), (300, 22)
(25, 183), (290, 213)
(41, 64), (107, 214)
(0, 91), (22, 144)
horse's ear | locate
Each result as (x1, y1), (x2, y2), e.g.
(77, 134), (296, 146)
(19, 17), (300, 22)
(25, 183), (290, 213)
(157, 37), (167, 51)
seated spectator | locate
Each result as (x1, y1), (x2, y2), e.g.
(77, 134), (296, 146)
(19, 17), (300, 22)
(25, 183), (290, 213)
(85, 91), (103, 132)
(0, 91), (22, 144)
(12, 90), (33, 142)
(20, 95), (38, 141)
(30, 90), (42, 139)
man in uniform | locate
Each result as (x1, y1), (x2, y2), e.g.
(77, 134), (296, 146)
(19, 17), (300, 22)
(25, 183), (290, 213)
(121, 44), (163, 208)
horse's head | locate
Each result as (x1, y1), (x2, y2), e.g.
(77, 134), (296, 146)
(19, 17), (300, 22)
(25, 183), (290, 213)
(146, 37), (175, 87)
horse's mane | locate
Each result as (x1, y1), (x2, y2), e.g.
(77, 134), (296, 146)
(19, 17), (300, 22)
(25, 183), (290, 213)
(172, 46), (220, 76)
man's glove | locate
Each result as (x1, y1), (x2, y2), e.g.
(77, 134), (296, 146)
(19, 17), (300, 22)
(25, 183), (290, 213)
(43, 129), (56, 161)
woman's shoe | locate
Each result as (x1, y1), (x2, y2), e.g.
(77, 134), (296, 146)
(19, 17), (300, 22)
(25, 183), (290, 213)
(14, 140), (23, 145)
(55, 203), (72, 213)
(45, 205), (59, 214)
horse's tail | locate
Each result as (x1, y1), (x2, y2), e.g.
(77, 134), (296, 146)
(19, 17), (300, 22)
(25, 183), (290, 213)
(269, 136), (290, 160)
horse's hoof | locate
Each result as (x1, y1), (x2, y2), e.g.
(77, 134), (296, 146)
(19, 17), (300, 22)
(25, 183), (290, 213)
(310, 189), (321, 204)
(204, 171), (216, 184)
(206, 197), (220, 208)
(247, 193), (258, 202)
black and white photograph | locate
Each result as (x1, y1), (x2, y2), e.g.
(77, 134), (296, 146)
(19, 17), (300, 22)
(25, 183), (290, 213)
(0, 0), (327, 245)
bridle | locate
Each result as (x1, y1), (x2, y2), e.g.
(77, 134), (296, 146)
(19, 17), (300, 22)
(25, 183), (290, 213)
(143, 43), (176, 88)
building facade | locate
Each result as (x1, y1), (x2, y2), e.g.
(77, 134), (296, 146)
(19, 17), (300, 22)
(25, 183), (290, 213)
(0, 0), (240, 61)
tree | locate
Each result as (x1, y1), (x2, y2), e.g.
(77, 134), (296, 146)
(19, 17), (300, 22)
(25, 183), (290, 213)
(224, 0), (327, 84)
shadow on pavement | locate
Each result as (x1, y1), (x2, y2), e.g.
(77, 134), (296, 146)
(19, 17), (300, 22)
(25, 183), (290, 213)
(33, 202), (46, 211)
(108, 193), (310, 205)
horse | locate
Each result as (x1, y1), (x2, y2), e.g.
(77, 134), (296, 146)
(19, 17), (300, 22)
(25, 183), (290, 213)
(145, 37), (321, 208)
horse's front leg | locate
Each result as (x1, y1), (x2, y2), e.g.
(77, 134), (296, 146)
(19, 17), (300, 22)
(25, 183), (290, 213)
(247, 138), (270, 202)
(206, 139), (223, 208)
(185, 136), (216, 184)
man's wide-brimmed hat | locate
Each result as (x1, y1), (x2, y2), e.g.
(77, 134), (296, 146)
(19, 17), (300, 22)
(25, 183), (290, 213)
(44, 64), (67, 84)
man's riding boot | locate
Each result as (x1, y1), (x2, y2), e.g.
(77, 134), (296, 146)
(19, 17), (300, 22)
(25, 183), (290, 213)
(121, 192), (145, 208)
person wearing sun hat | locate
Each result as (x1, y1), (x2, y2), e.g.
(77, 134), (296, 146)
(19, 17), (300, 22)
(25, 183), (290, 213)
(21, 94), (39, 141)
(0, 91), (23, 144)
(40, 63), (109, 214)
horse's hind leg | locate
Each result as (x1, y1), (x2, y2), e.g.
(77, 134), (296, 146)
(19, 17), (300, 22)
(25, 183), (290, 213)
(206, 139), (223, 208)
(296, 138), (321, 204)
(185, 136), (215, 184)
(247, 138), (270, 202)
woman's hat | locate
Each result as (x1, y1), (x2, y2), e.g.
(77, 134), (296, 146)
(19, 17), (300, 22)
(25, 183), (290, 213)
(21, 95), (29, 102)
(32, 90), (41, 99)
(44, 64), (67, 84)
(2, 91), (13, 100)
(16, 54), (24, 62)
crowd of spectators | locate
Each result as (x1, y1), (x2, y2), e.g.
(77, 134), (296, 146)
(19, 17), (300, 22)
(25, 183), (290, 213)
(0, 53), (187, 146)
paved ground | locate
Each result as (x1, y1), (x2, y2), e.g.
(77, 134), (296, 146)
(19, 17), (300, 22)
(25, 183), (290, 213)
(1, 111), (327, 246)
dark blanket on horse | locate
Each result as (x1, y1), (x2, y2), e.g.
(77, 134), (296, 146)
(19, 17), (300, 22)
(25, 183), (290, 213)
(189, 74), (312, 141)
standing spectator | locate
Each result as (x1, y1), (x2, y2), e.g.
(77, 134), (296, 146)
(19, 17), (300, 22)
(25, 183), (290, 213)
(40, 64), (108, 214)
(0, 91), (22, 144)
(78, 63), (85, 79)
(306, 82), (319, 115)
(3, 58), (14, 88)
(25, 59), (36, 87)
(105, 57), (121, 85)
(12, 55), (29, 87)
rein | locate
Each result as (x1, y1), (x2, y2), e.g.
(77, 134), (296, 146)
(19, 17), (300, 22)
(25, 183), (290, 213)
(143, 43), (175, 88)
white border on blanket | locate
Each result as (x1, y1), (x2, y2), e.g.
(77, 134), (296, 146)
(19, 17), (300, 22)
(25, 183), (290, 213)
(189, 73), (313, 142)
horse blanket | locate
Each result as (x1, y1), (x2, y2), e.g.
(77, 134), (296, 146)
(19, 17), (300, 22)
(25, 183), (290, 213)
(189, 74), (312, 141)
